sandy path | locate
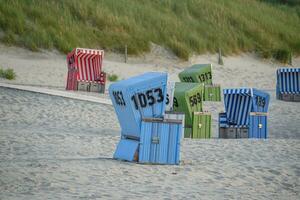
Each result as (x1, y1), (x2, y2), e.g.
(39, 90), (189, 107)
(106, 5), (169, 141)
(1, 44), (299, 89)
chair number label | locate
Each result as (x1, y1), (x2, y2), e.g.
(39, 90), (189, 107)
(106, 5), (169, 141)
(189, 93), (202, 107)
(256, 96), (266, 107)
(198, 72), (212, 83)
(112, 91), (126, 106)
(131, 88), (164, 110)
(182, 76), (194, 82)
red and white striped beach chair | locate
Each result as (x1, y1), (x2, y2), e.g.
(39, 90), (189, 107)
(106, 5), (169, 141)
(66, 48), (106, 93)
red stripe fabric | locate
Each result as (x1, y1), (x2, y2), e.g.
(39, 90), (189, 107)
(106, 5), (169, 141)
(95, 55), (99, 78)
(91, 55), (97, 80)
(92, 57), (96, 80)
(96, 55), (100, 79)
(77, 52), (84, 80)
(82, 53), (89, 80)
(88, 54), (94, 81)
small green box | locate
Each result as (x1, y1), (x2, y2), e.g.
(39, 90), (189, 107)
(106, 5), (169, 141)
(192, 112), (212, 138)
(204, 84), (221, 101)
(179, 64), (213, 85)
(173, 82), (204, 129)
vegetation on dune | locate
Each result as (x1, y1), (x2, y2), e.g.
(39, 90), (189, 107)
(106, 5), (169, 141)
(0, 0), (299, 62)
(261, 0), (300, 6)
(0, 68), (16, 80)
(108, 73), (118, 82)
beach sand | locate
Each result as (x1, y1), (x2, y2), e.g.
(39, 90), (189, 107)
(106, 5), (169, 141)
(0, 88), (299, 199)
(0, 45), (300, 199)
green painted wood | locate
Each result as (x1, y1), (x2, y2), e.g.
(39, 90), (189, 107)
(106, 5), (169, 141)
(179, 64), (213, 85)
(204, 84), (221, 101)
(173, 82), (204, 129)
(192, 112), (212, 139)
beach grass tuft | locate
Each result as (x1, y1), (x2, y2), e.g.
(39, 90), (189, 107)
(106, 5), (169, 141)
(0, 67), (16, 80)
(108, 73), (118, 82)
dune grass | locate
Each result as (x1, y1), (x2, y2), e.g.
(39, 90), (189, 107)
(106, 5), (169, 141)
(108, 73), (118, 82)
(0, 67), (16, 80)
(0, 0), (299, 62)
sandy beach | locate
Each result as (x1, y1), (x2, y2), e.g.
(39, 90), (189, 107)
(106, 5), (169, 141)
(0, 45), (300, 199)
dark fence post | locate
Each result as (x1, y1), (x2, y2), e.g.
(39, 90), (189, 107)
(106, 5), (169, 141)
(125, 45), (128, 63)
(218, 48), (224, 65)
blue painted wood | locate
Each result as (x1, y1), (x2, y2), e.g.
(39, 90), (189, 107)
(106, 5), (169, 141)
(113, 139), (139, 161)
(219, 112), (267, 139)
(254, 89), (269, 111)
(276, 68), (300, 98)
(249, 114), (268, 138)
(139, 118), (182, 165)
(223, 88), (269, 126)
(218, 112), (228, 128)
(109, 72), (168, 139)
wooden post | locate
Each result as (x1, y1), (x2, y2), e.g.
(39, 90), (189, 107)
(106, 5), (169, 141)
(125, 45), (128, 63)
(218, 48), (224, 65)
